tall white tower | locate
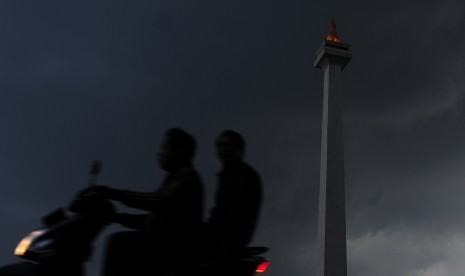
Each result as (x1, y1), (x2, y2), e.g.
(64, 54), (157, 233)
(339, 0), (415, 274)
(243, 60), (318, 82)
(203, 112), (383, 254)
(314, 20), (351, 276)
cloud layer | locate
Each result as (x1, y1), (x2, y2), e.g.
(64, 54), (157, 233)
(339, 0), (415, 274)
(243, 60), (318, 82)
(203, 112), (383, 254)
(1, 1), (465, 276)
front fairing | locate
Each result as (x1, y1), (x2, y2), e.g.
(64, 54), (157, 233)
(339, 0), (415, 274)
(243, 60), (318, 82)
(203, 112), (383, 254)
(15, 215), (104, 264)
(0, 262), (41, 276)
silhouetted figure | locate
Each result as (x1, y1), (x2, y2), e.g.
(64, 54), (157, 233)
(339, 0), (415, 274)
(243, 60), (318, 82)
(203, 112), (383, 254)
(88, 128), (203, 276)
(205, 130), (262, 261)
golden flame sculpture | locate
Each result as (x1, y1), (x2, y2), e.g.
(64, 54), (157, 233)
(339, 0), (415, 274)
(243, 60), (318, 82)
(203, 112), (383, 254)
(326, 19), (341, 43)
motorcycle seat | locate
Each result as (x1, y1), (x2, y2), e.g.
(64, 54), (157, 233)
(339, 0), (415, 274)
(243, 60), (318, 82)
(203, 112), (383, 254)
(240, 247), (268, 257)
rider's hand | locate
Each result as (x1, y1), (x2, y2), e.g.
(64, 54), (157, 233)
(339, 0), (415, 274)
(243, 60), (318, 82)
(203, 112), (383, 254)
(92, 185), (125, 201)
(76, 185), (109, 198)
(92, 185), (111, 197)
(77, 185), (126, 202)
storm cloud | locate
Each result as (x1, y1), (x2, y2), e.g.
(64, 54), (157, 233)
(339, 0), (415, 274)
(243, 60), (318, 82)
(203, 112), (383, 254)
(1, 1), (464, 276)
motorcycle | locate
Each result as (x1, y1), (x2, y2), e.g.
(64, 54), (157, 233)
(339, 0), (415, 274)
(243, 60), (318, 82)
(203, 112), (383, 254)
(0, 161), (270, 276)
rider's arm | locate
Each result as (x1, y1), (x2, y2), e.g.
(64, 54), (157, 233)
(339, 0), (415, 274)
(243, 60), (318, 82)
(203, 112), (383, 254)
(112, 213), (147, 230)
(107, 169), (196, 211)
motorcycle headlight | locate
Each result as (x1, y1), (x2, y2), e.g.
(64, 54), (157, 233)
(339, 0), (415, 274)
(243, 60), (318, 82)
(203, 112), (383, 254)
(14, 230), (46, 256)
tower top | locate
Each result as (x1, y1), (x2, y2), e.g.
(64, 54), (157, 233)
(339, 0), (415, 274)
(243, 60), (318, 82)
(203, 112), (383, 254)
(314, 19), (352, 70)
(326, 19), (341, 43)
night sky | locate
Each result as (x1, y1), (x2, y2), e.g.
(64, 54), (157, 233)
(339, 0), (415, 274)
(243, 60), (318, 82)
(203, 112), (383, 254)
(1, 1), (465, 276)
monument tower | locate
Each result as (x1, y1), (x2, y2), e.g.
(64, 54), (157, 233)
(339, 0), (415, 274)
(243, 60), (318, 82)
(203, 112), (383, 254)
(314, 19), (352, 276)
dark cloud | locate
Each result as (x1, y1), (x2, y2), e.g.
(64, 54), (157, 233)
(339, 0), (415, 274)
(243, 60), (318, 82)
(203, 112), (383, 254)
(1, 1), (465, 276)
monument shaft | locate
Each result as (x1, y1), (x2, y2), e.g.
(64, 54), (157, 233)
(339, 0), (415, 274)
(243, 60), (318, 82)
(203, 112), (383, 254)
(314, 27), (351, 276)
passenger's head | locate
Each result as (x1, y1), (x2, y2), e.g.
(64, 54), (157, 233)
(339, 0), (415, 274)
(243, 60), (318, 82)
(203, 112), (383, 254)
(157, 128), (196, 171)
(215, 130), (246, 165)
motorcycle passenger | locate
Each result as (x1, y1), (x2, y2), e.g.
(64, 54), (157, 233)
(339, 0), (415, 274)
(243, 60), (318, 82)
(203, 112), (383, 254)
(204, 130), (262, 266)
(86, 128), (203, 276)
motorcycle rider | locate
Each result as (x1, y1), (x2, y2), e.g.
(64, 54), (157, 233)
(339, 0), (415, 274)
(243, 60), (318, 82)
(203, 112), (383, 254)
(204, 130), (262, 264)
(85, 128), (203, 276)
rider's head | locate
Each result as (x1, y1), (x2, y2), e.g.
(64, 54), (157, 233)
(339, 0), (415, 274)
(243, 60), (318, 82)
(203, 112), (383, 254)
(157, 128), (196, 171)
(215, 130), (246, 165)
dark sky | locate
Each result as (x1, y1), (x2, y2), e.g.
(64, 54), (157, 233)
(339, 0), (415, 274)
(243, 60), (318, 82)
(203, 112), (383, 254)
(1, 1), (465, 275)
